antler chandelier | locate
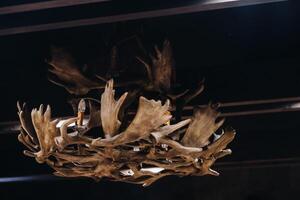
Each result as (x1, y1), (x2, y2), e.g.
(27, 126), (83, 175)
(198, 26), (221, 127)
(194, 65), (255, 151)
(17, 40), (235, 186)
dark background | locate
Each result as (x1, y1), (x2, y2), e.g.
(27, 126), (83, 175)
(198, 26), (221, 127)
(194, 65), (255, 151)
(0, 1), (300, 199)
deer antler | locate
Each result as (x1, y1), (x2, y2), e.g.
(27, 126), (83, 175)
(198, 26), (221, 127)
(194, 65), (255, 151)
(182, 105), (225, 148)
(92, 96), (171, 147)
(47, 47), (105, 95)
(17, 102), (38, 145)
(47, 47), (144, 95)
(101, 79), (128, 138)
(31, 105), (60, 163)
(17, 79), (235, 186)
(137, 40), (174, 92)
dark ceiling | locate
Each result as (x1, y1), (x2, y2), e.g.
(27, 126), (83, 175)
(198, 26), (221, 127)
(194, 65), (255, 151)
(0, 1), (300, 200)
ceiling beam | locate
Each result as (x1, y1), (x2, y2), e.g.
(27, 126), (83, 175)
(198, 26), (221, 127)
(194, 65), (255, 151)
(0, 0), (287, 36)
(0, 0), (110, 15)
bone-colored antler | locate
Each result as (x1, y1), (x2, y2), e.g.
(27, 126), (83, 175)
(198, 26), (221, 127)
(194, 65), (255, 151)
(182, 105), (225, 148)
(92, 96), (171, 147)
(101, 79), (128, 138)
(31, 105), (59, 163)
(17, 79), (235, 186)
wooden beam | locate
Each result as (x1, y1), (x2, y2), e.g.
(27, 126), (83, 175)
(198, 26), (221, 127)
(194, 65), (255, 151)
(0, 0), (110, 15)
(0, 0), (287, 36)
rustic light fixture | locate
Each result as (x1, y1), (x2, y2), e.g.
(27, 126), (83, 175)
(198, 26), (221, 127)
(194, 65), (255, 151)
(17, 40), (235, 186)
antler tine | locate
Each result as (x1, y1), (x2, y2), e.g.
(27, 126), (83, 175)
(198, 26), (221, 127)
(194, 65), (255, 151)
(54, 117), (77, 151)
(101, 79), (128, 138)
(31, 105), (59, 163)
(17, 101), (38, 144)
(181, 105), (225, 148)
(150, 119), (191, 143)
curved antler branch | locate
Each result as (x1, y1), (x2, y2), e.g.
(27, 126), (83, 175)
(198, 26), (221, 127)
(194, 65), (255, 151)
(17, 79), (235, 186)
(101, 79), (128, 138)
(31, 105), (59, 163)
